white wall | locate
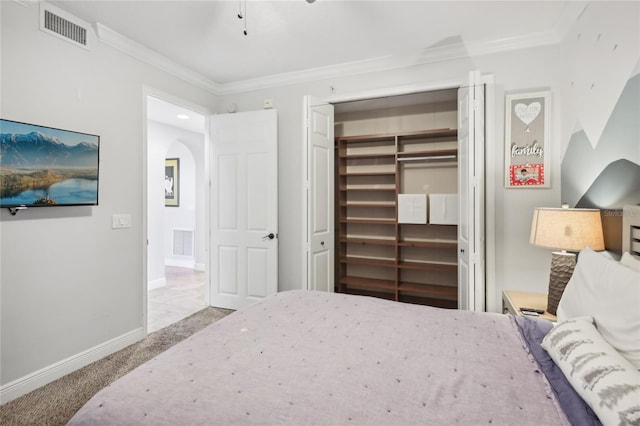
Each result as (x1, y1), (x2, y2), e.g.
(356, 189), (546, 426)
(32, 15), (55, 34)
(147, 122), (173, 288)
(474, 48), (564, 310)
(0, 1), (216, 397)
(558, 2), (640, 210)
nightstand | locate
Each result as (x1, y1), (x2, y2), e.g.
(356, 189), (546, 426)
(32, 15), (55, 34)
(502, 290), (557, 322)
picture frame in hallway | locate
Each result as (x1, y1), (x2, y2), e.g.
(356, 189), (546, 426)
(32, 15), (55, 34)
(165, 158), (179, 207)
(504, 91), (551, 188)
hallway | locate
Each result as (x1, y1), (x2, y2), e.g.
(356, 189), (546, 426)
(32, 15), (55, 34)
(148, 266), (206, 333)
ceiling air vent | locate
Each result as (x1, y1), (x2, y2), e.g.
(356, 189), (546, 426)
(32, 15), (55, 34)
(40, 3), (91, 50)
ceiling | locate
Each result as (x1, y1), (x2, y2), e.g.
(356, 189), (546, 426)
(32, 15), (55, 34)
(147, 96), (206, 134)
(52, 0), (576, 86)
(47, 1), (579, 134)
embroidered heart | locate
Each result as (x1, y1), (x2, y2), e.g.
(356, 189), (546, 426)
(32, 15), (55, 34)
(514, 102), (541, 125)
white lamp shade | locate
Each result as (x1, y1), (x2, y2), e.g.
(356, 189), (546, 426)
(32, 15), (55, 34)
(530, 208), (605, 251)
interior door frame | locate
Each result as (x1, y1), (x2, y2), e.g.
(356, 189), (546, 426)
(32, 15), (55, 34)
(142, 86), (211, 335)
(303, 74), (496, 311)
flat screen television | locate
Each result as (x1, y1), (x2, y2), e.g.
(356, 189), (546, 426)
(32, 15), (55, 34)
(0, 119), (100, 208)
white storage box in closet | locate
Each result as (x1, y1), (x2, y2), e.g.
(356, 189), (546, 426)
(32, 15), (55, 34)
(398, 194), (427, 224)
(429, 194), (458, 225)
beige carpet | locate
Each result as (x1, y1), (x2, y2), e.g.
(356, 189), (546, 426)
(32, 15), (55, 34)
(0, 306), (233, 426)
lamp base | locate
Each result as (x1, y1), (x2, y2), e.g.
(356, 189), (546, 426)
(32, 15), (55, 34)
(546, 252), (576, 315)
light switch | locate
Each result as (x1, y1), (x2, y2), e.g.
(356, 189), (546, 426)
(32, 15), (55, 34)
(112, 214), (132, 229)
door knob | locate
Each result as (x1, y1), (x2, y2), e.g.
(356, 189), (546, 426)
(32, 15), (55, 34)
(262, 233), (275, 240)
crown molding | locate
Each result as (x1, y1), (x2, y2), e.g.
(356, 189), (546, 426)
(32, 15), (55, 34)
(217, 43), (472, 95)
(94, 22), (561, 97)
(11, 0), (37, 7)
(220, 30), (561, 95)
(465, 30), (561, 58)
(94, 23), (222, 95)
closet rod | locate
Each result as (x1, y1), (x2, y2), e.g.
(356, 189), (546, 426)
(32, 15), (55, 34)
(397, 155), (457, 162)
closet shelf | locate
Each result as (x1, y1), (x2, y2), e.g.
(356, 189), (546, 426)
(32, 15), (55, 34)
(337, 128), (457, 142)
(398, 282), (457, 300)
(340, 201), (396, 208)
(397, 128), (458, 140)
(339, 276), (396, 292)
(340, 218), (396, 225)
(339, 152), (396, 159)
(340, 171), (396, 177)
(340, 237), (396, 246)
(339, 256), (396, 268)
(397, 149), (458, 160)
(335, 134), (396, 143)
(398, 239), (457, 249)
(398, 260), (457, 272)
(339, 186), (396, 192)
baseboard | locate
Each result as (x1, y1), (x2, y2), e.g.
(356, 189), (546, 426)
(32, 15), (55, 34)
(0, 327), (144, 404)
(148, 276), (167, 290)
(165, 258), (195, 269)
(194, 263), (205, 272)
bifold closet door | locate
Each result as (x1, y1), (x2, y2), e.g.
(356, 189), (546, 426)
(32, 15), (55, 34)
(304, 97), (335, 292)
(458, 71), (486, 312)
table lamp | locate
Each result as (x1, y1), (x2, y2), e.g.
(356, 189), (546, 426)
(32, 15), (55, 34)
(529, 206), (604, 315)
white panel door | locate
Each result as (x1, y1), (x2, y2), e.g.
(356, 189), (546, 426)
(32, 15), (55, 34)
(210, 109), (278, 309)
(458, 71), (486, 311)
(303, 97), (334, 292)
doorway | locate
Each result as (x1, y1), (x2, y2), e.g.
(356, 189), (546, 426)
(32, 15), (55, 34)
(332, 89), (461, 308)
(146, 95), (208, 332)
(304, 71), (488, 311)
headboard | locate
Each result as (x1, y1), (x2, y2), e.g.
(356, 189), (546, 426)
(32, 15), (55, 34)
(622, 205), (640, 258)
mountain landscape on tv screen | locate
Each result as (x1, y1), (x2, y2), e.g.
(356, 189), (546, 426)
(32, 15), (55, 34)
(0, 131), (98, 168)
(0, 130), (99, 206)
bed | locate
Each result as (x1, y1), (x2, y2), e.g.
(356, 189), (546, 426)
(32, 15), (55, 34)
(69, 210), (640, 426)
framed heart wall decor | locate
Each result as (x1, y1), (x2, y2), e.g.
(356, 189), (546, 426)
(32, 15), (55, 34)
(504, 91), (551, 188)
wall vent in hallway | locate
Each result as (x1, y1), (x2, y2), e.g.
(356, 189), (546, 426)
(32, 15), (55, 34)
(40, 3), (91, 50)
(173, 229), (194, 257)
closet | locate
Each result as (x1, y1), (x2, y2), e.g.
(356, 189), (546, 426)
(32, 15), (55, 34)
(334, 89), (460, 308)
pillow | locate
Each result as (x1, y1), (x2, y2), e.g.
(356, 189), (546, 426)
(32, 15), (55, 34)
(557, 247), (640, 369)
(541, 317), (640, 425)
(621, 252), (640, 272)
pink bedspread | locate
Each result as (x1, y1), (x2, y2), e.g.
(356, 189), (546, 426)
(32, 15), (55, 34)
(69, 290), (569, 425)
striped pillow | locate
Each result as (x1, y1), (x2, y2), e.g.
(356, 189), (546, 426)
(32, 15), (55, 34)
(541, 317), (640, 426)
